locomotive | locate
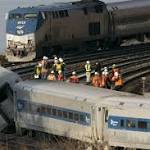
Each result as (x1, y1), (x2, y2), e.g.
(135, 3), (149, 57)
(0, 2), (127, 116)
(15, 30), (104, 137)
(5, 0), (150, 62)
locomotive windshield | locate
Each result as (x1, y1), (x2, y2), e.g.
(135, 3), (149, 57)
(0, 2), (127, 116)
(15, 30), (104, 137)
(8, 13), (38, 20)
(24, 13), (38, 19)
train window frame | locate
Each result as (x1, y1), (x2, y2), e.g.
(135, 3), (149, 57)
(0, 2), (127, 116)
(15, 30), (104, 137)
(89, 22), (100, 36)
(120, 119), (124, 127)
(74, 113), (79, 121)
(126, 119), (136, 128)
(57, 109), (63, 118)
(95, 5), (103, 13)
(138, 121), (147, 129)
(52, 108), (57, 116)
(83, 7), (88, 15)
(63, 111), (68, 119)
(69, 112), (73, 120)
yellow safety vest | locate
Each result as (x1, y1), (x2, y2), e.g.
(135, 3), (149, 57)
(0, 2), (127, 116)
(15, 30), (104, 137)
(85, 64), (91, 72)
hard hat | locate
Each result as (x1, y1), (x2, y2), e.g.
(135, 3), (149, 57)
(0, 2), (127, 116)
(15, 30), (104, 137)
(58, 70), (62, 74)
(51, 70), (54, 74)
(112, 64), (116, 68)
(43, 56), (48, 60)
(54, 56), (58, 60)
(95, 72), (98, 75)
(86, 60), (90, 64)
(72, 71), (76, 75)
(59, 57), (63, 62)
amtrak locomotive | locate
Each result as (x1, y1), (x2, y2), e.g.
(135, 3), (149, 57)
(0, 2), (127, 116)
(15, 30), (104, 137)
(5, 0), (150, 62)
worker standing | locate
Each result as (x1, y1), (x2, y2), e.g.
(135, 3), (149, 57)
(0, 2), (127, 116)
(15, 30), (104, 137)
(57, 70), (63, 81)
(95, 61), (102, 74)
(69, 71), (79, 83)
(41, 56), (48, 79)
(59, 57), (66, 80)
(34, 63), (42, 79)
(85, 61), (91, 84)
(101, 67), (111, 89)
(91, 72), (101, 87)
(111, 64), (120, 82)
(47, 70), (56, 81)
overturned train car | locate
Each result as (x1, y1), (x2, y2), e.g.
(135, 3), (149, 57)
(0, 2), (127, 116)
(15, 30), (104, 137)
(14, 80), (150, 149)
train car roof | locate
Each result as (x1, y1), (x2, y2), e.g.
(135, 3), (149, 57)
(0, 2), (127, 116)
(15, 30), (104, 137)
(9, 0), (105, 14)
(14, 80), (149, 108)
(107, 0), (150, 11)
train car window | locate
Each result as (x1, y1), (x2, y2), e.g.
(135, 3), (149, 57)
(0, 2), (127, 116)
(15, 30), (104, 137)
(69, 112), (73, 120)
(59, 11), (65, 17)
(41, 106), (46, 114)
(95, 5), (103, 13)
(138, 121), (147, 129)
(57, 110), (63, 118)
(63, 111), (68, 119)
(47, 107), (51, 115)
(52, 108), (57, 116)
(120, 120), (124, 127)
(83, 7), (88, 15)
(80, 114), (85, 122)
(105, 110), (108, 122)
(126, 120), (136, 128)
(64, 10), (69, 17)
(89, 22), (100, 35)
(74, 113), (79, 121)
(52, 11), (59, 19)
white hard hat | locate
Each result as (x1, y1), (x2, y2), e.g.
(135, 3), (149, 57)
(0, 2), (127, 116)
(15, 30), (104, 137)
(54, 56), (58, 60)
(86, 60), (90, 64)
(43, 56), (48, 60)
(95, 72), (98, 75)
(58, 70), (62, 74)
(112, 64), (116, 68)
(72, 71), (76, 75)
(59, 57), (63, 62)
(51, 70), (54, 74)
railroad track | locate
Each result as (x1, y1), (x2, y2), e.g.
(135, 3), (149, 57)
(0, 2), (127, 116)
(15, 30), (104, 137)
(5, 43), (150, 80)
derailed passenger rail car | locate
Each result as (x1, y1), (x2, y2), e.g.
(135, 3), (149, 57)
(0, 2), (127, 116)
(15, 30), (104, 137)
(14, 80), (150, 149)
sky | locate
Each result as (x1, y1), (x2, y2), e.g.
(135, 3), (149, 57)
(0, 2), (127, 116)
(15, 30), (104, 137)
(0, 0), (127, 53)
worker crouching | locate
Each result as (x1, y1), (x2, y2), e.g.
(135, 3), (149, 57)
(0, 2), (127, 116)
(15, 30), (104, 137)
(47, 70), (56, 81)
(69, 71), (79, 83)
(91, 72), (101, 87)
(34, 63), (42, 79)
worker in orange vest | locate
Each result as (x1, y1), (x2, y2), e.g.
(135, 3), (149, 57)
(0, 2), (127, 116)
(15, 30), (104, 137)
(111, 64), (120, 82)
(47, 70), (56, 81)
(114, 75), (124, 90)
(69, 71), (79, 83)
(91, 72), (101, 87)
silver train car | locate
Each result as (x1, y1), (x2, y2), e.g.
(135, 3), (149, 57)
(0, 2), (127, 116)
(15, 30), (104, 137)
(14, 80), (150, 149)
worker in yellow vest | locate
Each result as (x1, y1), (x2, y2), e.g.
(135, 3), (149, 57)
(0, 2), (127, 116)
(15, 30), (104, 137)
(85, 60), (91, 84)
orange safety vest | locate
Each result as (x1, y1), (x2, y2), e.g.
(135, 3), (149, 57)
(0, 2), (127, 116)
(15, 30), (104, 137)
(115, 78), (123, 86)
(48, 74), (56, 81)
(58, 74), (63, 81)
(92, 75), (100, 87)
(69, 76), (79, 83)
